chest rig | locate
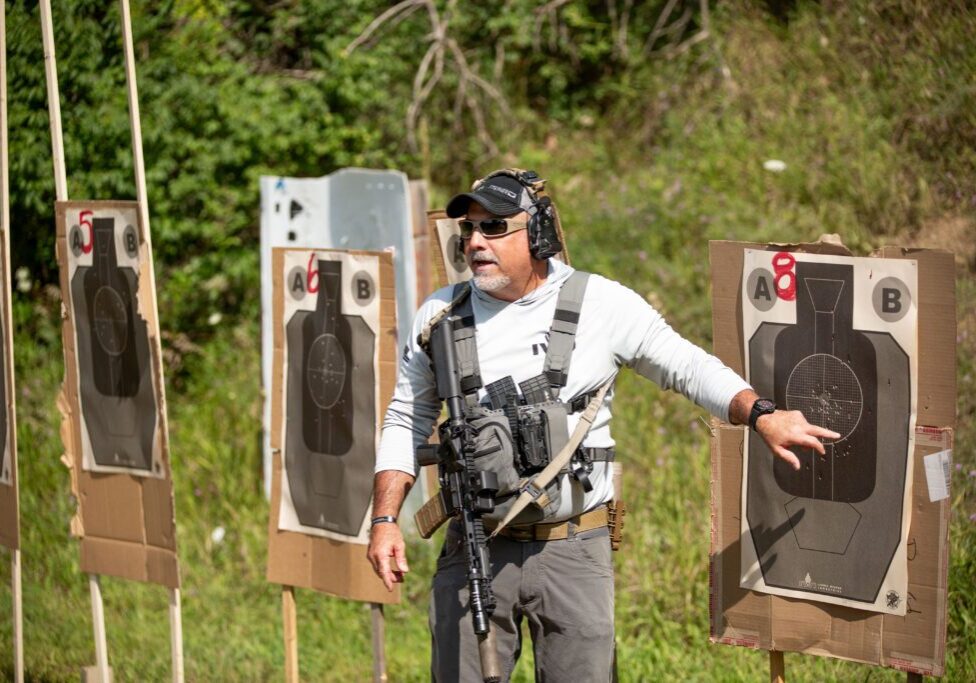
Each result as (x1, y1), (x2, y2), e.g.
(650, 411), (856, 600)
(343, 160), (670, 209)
(432, 271), (614, 493)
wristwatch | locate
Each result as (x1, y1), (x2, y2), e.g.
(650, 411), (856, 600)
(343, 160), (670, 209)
(748, 398), (777, 431)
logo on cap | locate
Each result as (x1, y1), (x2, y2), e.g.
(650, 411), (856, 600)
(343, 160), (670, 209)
(487, 184), (518, 200)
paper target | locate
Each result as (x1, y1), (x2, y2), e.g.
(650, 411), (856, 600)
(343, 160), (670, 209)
(277, 250), (380, 542)
(63, 204), (162, 477)
(740, 250), (917, 614)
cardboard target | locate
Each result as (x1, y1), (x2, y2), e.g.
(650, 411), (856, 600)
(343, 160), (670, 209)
(740, 249), (917, 613)
(267, 247), (397, 603)
(283, 257), (376, 537)
(278, 250), (380, 542)
(431, 213), (471, 285)
(61, 203), (163, 477)
(55, 201), (178, 587)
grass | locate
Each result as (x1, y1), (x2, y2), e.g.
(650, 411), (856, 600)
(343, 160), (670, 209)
(0, 1), (974, 680)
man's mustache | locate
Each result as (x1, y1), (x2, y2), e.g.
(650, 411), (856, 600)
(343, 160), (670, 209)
(469, 253), (498, 264)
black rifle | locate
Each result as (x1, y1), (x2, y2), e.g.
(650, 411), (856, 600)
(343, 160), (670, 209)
(416, 314), (501, 683)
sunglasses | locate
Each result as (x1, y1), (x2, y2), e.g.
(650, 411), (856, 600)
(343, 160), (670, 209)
(458, 218), (528, 239)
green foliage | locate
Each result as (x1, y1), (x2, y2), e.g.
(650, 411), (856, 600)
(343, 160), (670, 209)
(6, 0), (413, 339)
(0, 0), (974, 680)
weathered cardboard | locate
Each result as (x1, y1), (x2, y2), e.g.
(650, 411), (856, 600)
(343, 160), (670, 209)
(711, 424), (951, 675)
(55, 200), (179, 588)
(408, 179), (433, 304)
(708, 240), (954, 675)
(428, 210), (470, 288)
(266, 247), (398, 604)
(0, 173), (17, 551)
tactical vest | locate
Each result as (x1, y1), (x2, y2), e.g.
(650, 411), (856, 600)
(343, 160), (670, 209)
(428, 271), (614, 523)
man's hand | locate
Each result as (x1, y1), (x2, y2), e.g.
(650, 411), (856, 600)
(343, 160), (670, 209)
(367, 522), (410, 591)
(755, 410), (840, 470)
(367, 470), (415, 591)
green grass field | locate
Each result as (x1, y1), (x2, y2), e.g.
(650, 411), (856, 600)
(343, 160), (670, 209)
(0, 2), (974, 680)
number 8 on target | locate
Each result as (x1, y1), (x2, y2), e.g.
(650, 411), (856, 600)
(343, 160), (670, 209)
(773, 252), (796, 301)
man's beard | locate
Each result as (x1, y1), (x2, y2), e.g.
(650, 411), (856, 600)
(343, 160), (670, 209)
(472, 272), (512, 292)
(468, 253), (511, 292)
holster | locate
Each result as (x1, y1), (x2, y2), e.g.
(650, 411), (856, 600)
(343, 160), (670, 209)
(607, 499), (626, 551)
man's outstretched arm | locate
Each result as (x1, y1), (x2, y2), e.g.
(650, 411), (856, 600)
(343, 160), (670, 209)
(728, 389), (841, 469)
(366, 470), (415, 591)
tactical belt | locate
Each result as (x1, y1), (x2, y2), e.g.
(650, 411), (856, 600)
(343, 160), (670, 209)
(485, 505), (609, 542)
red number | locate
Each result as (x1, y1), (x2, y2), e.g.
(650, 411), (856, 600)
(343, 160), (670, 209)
(306, 252), (319, 293)
(79, 210), (94, 255)
(772, 251), (796, 301)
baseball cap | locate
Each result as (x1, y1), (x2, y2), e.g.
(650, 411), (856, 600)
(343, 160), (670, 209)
(445, 173), (537, 218)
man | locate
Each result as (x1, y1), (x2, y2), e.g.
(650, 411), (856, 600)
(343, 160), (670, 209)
(367, 169), (836, 681)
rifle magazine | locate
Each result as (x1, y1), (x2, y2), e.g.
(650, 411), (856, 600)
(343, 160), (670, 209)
(414, 492), (449, 539)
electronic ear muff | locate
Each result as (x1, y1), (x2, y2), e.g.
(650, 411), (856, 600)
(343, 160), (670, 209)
(528, 195), (561, 260)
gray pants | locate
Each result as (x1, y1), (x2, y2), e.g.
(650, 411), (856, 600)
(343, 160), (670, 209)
(429, 521), (615, 682)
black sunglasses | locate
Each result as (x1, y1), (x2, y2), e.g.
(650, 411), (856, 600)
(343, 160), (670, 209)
(458, 218), (528, 239)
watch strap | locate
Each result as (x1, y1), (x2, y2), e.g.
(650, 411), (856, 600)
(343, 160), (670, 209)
(749, 399), (777, 431)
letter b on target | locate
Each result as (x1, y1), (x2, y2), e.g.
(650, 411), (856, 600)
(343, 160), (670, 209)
(872, 277), (911, 323)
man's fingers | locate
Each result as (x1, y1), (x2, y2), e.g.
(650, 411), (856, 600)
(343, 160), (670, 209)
(800, 433), (827, 456)
(367, 525), (407, 592)
(808, 425), (841, 441)
(392, 544), (410, 574)
(773, 446), (801, 470)
(376, 553), (395, 592)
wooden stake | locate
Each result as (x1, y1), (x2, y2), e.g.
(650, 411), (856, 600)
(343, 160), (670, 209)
(118, 9), (183, 680)
(38, 0), (67, 201)
(169, 589), (184, 683)
(370, 603), (387, 683)
(12, 551), (23, 683)
(118, 0), (152, 248)
(89, 575), (110, 683)
(282, 586), (298, 683)
(769, 650), (784, 683)
(41, 7), (108, 682)
(0, 21), (21, 683)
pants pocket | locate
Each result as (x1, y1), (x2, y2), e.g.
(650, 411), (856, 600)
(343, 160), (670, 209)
(570, 531), (613, 578)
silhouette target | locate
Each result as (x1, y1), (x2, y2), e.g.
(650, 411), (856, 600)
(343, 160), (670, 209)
(284, 259), (376, 536)
(746, 261), (910, 604)
(70, 218), (156, 471)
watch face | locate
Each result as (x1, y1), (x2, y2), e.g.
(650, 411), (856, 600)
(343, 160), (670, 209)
(756, 399), (776, 413)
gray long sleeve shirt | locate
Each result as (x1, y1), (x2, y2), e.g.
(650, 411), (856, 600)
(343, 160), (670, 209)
(376, 258), (750, 521)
